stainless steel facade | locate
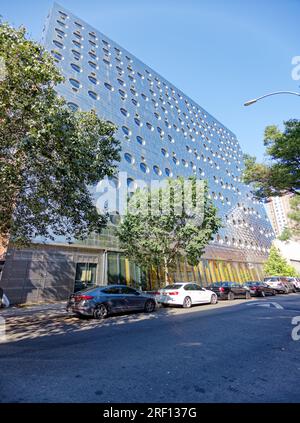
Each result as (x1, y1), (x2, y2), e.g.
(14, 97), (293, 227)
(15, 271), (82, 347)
(42, 3), (273, 254)
(0, 3), (275, 303)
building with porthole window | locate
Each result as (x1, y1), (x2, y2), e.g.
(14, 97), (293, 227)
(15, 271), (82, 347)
(1, 3), (275, 303)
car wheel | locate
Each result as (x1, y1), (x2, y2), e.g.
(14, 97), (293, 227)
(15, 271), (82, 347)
(210, 294), (218, 304)
(144, 299), (156, 313)
(245, 291), (251, 300)
(93, 304), (108, 320)
(228, 292), (235, 301)
(183, 296), (192, 308)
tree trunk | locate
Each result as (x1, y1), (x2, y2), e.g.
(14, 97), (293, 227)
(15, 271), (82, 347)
(164, 256), (170, 286)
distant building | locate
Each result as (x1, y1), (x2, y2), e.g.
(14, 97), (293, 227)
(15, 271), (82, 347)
(265, 194), (293, 236)
(1, 3), (275, 303)
(273, 239), (300, 273)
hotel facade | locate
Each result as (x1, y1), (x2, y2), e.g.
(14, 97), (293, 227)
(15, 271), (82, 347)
(1, 3), (274, 303)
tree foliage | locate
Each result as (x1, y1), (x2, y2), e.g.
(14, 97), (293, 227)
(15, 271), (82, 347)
(117, 178), (222, 285)
(243, 120), (300, 198)
(263, 245), (298, 277)
(0, 22), (120, 247)
(288, 195), (300, 238)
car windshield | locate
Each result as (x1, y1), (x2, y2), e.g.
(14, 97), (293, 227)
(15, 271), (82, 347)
(164, 284), (183, 290)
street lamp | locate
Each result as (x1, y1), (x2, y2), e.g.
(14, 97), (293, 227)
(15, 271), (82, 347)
(244, 91), (300, 106)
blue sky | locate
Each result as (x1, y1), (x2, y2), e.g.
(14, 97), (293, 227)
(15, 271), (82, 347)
(1, 0), (299, 160)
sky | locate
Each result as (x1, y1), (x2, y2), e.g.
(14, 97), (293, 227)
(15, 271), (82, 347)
(1, 0), (299, 161)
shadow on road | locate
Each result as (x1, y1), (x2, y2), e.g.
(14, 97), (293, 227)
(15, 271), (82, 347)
(2, 306), (180, 344)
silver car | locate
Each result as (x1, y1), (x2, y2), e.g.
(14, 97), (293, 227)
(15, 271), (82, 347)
(67, 285), (156, 319)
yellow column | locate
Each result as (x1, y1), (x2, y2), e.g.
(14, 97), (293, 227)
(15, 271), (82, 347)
(125, 258), (130, 284)
(218, 261), (226, 281)
(227, 262), (235, 282)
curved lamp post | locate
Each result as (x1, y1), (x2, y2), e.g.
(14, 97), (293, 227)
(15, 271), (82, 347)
(244, 91), (300, 106)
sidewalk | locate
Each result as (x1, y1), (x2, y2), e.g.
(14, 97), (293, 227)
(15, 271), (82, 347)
(0, 301), (67, 318)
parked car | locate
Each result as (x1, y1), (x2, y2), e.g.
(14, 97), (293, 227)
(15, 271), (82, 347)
(66, 285), (156, 319)
(207, 282), (251, 300)
(286, 277), (300, 292)
(0, 286), (10, 308)
(244, 281), (276, 297)
(264, 277), (296, 294)
(157, 282), (218, 308)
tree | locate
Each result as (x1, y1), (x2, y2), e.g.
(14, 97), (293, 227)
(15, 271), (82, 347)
(288, 195), (300, 238)
(0, 22), (120, 248)
(243, 120), (300, 198)
(117, 178), (222, 286)
(264, 245), (298, 277)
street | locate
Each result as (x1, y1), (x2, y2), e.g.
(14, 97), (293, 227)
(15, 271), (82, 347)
(1, 294), (300, 403)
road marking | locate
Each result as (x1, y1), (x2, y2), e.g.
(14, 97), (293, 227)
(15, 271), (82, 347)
(246, 302), (284, 309)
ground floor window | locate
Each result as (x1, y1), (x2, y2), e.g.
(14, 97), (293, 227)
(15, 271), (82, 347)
(107, 252), (147, 290)
(74, 263), (97, 292)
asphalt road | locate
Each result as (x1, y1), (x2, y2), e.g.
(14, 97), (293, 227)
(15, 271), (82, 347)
(1, 294), (300, 403)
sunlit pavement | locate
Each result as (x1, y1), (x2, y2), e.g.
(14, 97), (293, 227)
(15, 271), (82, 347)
(1, 294), (300, 403)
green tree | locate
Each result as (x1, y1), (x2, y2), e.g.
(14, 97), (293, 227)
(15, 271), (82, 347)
(117, 178), (222, 286)
(0, 22), (120, 248)
(243, 120), (300, 198)
(264, 245), (298, 277)
(288, 195), (300, 238)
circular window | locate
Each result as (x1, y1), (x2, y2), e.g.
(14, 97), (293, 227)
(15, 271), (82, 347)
(88, 91), (98, 100)
(72, 40), (81, 48)
(72, 50), (81, 60)
(71, 63), (81, 72)
(146, 122), (154, 131)
(53, 40), (63, 49)
(55, 28), (65, 37)
(140, 163), (149, 173)
(88, 61), (97, 69)
(161, 148), (169, 157)
(134, 118), (142, 127)
(56, 20), (66, 27)
(153, 165), (162, 176)
(51, 50), (63, 61)
(122, 126), (131, 136)
(124, 153), (134, 164)
(69, 78), (80, 89)
(182, 159), (188, 167)
(127, 178), (136, 191)
(165, 168), (172, 177)
(88, 75), (97, 84)
(136, 136), (145, 146)
(67, 102), (79, 112)
(89, 52), (97, 60)
(104, 82), (114, 91)
(120, 108), (129, 117)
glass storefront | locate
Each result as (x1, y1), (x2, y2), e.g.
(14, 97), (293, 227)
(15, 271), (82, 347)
(74, 263), (97, 292)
